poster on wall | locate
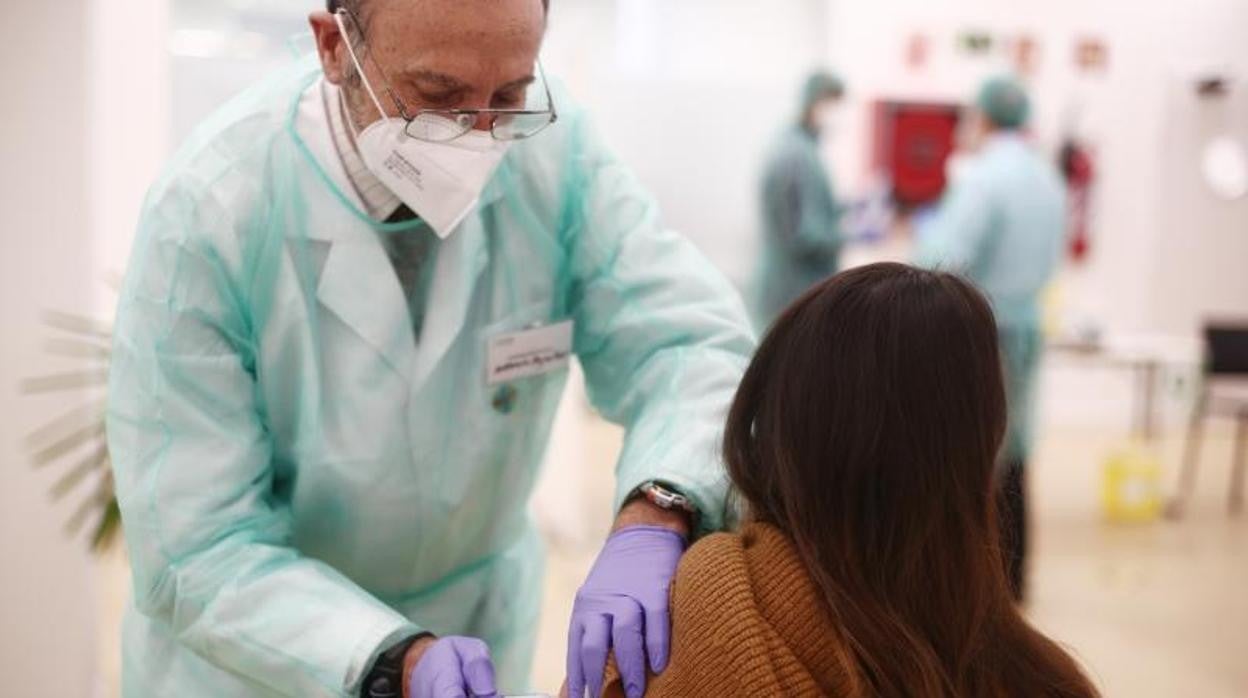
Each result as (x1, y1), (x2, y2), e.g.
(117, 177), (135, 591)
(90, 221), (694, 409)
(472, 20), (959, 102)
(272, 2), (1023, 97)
(957, 30), (993, 56)
(1075, 37), (1110, 74)
(1011, 35), (1039, 77)
(956, 29), (1041, 78)
(906, 33), (930, 71)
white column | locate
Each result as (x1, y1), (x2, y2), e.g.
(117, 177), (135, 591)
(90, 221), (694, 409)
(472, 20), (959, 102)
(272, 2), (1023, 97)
(0, 0), (99, 695)
(87, 0), (171, 302)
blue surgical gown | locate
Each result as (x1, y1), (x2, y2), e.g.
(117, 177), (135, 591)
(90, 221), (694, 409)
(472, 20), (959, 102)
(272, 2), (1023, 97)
(752, 125), (843, 331)
(918, 135), (1066, 461)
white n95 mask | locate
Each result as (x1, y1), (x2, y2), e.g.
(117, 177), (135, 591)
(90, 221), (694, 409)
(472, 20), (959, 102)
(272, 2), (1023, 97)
(813, 102), (843, 137)
(354, 120), (509, 238)
(336, 13), (510, 238)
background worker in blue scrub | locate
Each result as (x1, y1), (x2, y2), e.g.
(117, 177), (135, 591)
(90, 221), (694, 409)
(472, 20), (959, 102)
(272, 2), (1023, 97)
(918, 76), (1067, 601)
(106, 0), (754, 696)
(752, 71), (847, 332)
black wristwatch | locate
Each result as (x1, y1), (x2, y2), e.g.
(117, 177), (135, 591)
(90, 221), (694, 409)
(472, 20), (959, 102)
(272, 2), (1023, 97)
(361, 634), (426, 698)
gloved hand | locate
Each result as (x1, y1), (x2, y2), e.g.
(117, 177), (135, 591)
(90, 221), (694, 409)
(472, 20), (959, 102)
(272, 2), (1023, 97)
(408, 636), (498, 698)
(566, 525), (686, 698)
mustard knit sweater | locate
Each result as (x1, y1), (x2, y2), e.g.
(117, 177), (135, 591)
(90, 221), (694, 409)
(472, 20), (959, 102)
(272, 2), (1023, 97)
(604, 523), (857, 697)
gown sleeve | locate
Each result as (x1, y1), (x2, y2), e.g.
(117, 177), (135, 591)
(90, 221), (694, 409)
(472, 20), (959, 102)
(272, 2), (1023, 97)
(561, 116), (757, 535)
(109, 187), (420, 697)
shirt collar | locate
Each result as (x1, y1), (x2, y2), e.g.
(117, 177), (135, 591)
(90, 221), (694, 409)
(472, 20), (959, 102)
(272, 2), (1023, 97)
(321, 79), (403, 222)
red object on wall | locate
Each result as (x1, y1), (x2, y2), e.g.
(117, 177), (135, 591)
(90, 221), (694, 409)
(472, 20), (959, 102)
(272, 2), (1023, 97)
(871, 101), (961, 208)
(1060, 139), (1096, 263)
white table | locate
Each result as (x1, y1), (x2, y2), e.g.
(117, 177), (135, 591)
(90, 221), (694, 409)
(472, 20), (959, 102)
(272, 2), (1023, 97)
(1047, 333), (1203, 442)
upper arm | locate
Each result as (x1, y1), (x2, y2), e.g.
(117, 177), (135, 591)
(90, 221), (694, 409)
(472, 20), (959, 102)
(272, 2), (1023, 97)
(557, 113), (754, 530)
(564, 115), (753, 423)
(108, 190), (280, 614)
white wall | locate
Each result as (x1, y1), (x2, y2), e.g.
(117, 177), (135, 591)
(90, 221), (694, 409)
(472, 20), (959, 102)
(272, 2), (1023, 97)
(542, 0), (830, 288)
(0, 1), (99, 694)
(88, 0), (170, 290)
(825, 0), (1248, 337)
(1151, 1), (1248, 336)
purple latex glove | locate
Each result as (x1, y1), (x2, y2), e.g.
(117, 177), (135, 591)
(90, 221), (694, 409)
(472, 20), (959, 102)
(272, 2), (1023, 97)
(566, 525), (686, 698)
(409, 636), (498, 698)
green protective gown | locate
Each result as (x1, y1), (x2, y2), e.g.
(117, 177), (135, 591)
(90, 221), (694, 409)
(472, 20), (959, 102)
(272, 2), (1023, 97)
(917, 134), (1066, 462)
(752, 125), (843, 331)
(107, 55), (755, 697)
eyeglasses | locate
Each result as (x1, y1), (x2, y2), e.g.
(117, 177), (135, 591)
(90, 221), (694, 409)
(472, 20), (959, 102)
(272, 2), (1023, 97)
(338, 9), (558, 143)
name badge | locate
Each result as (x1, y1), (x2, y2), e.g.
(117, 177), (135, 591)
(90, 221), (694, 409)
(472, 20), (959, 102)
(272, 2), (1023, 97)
(486, 320), (574, 385)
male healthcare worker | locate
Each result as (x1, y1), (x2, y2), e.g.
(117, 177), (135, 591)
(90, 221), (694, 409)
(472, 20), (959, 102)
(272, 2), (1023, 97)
(752, 71), (847, 330)
(106, 1), (755, 696)
(917, 76), (1066, 601)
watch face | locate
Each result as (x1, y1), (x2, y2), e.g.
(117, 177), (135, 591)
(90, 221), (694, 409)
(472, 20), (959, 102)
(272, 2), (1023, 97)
(645, 482), (692, 512)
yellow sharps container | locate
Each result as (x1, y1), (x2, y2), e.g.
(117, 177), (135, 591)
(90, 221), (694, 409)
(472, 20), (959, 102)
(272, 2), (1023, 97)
(1101, 444), (1164, 523)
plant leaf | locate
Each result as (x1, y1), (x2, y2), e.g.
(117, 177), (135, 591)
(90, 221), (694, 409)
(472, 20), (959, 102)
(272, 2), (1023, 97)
(41, 310), (112, 339)
(20, 369), (110, 394)
(90, 498), (122, 553)
(24, 401), (106, 452)
(65, 476), (111, 537)
(49, 444), (110, 501)
(43, 338), (111, 361)
(30, 422), (106, 467)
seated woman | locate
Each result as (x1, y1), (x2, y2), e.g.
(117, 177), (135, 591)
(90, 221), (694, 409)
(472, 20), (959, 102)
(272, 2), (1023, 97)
(602, 262), (1098, 697)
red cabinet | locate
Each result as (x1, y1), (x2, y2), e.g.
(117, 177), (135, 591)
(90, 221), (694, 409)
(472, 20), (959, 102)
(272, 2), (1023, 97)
(871, 101), (962, 208)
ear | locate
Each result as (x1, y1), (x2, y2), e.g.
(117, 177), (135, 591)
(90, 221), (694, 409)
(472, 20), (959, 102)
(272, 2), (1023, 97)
(309, 11), (347, 85)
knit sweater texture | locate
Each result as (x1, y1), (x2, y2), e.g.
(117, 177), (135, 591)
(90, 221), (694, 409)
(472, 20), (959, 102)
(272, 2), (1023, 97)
(604, 523), (857, 697)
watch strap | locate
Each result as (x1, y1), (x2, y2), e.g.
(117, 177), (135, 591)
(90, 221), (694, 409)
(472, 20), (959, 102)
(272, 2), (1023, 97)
(361, 633), (426, 698)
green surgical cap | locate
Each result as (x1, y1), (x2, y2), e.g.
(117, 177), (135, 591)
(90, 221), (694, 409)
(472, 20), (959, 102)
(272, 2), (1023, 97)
(801, 71), (846, 112)
(977, 76), (1031, 129)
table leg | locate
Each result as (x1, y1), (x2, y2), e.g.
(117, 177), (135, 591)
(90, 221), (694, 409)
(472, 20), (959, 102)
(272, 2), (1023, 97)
(1231, 410), (1247, 515)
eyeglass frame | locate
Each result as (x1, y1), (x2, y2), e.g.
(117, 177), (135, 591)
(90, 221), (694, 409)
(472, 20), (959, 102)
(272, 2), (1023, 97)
(336, 8), (559, 143)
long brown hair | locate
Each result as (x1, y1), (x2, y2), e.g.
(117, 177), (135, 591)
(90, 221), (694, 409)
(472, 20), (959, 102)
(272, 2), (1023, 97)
(724, 263), (1097, 697)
